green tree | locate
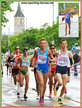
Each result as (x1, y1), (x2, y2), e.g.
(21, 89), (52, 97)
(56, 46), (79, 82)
(2, 35), (8, 53)
(2, 2), (13, 27)
(59, 3), (79, 10)
(2, 17), (80, 53)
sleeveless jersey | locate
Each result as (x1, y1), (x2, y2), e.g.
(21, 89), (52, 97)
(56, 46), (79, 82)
(65, 12), (71, 19)
(13, 53), (21, 69)
(37, 48), (49, 72)
(21, 56), (30, 67)
(57, 50), (69, 67)
(37, 49), (48, 64)
(50, 55), (57, 65)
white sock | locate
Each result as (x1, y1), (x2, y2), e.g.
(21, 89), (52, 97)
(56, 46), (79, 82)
(17, 82), (20, 92)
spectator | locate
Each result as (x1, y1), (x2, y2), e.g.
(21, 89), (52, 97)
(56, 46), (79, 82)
(73, 51), (80, 76)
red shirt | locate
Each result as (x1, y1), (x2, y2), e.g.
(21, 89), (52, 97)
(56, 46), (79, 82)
(13, 53), (21, 69)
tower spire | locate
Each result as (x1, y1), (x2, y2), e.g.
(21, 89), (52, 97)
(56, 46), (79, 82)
(14, 2), (24, 17)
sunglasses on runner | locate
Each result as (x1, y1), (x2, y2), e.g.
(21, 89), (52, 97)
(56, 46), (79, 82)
(23, 50), (28, 52)
(51, 48), (55, 49)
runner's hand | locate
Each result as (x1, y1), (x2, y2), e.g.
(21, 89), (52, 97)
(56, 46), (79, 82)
(72, 67), (74, 71)
(9, 64), (12, 66)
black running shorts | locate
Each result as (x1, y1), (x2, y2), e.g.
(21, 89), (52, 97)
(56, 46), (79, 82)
(56, 65), (68, 75)
(12, 69), (19, 75)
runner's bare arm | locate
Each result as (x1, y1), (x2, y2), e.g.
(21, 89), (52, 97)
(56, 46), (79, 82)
(70, 12), (73, 18)
(54, 51), (58, 57)
(49, 63), (51, 73)
(6, 58), (11, 66)
(48, 50), (55, 62)
(31, 50), (38, 67)
(16, 57), (22, 70)
(5, 58), (8, 64)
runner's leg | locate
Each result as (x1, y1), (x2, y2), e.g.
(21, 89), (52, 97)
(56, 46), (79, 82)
(19, 72), (24, 87)
(53, 71), (57, 89)
(60, 74), (67, 97)
(68, 22), (71, 34)
(43, 72), (49, 97)
(49, 72), (53, 96)
(65, 21), (67, 35)
(36, 70), (44, 98)
(24, 71), (29, 96)
(54, 73), (62, 94)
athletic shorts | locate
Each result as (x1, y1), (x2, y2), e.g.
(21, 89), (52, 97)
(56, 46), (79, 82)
(12, 69), (19, 75)
(20, 69), (28, 75)
(6, 64), (9, 68)
(67, 67), (70, 76)
(37, 66), (49, 75)
(56, 65), (68, 75)
(65, 18), (70, 23)
(51, 67), (56, 73)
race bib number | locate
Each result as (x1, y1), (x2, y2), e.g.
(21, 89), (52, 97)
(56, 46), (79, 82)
(13, 62), (16, 66)
(38, 55), (47, 64)
(22, 62), (27, 66)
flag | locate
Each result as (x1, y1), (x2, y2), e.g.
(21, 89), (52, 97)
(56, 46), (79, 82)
(62, 16), (65, 22)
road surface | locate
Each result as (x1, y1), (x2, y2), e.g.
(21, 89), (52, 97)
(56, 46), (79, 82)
(2, 65), (81, 107)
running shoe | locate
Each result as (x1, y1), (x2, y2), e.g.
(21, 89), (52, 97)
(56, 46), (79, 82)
(49, 94), (52, 98)
(36, 95), (40, 100)
(65, 33), (67, 35)
(17, 91), (20, 95)
(39, 98), (43, 104)
(42, 97), (44, 103)
(58, 98), (63, 104)
(48, 81), (50, 85)
(69, 31), (70, 35)
(65, 89), (67, 94)
(24, 94), (28, 100)
(54, 86), (58, 95)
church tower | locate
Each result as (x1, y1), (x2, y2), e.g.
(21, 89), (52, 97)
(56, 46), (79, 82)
(14, 3), (25, 34)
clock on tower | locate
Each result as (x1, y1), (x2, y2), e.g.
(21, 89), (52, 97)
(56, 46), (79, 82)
(14, 3), (25, 34)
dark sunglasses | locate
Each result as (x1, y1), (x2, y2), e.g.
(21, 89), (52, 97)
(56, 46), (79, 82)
(51, 48), (55, 49)
(15, 48), (20, 49)
(23, 50), (28, 52)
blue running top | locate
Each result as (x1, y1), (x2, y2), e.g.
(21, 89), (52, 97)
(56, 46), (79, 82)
(36, 48), (49, 74)
(65, 12), (71, 23)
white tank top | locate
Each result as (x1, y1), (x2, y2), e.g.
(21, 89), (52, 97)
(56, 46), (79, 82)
(57, 50), (69, 67)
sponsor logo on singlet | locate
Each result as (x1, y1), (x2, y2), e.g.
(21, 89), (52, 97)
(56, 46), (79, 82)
(22, 59), (29, 66)
(38, 53), (47, 64)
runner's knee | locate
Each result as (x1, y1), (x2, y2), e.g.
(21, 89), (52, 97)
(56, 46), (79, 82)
(40, 81), (44, 87)
(58, 82), (62, 86)
(20, 83), (23, 87)
(50, 80), (53, 85)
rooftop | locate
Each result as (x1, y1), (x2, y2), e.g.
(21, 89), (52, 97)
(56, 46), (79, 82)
(14, 2), (24, 17)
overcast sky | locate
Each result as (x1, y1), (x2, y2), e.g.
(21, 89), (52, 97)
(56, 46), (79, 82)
(2, 1), (80, 35)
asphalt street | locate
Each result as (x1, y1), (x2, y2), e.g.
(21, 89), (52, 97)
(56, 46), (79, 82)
(2, 65), (81, 107)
